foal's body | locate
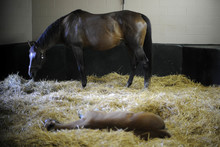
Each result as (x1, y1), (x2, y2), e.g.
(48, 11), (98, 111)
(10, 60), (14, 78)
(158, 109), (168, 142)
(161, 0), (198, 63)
(28, 10), (152, 88)
(45, 111), (171, 140)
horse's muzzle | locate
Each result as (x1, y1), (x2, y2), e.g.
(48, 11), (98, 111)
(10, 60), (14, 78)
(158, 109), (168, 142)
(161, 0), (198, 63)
(28, 66), (32, 78)
(28, 66), (37, 79)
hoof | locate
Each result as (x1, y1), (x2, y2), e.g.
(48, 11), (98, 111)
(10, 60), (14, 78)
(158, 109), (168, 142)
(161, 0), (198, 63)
(126, 82), (132, 88)
(81, 78), (87, 88)
(82, 82), (87, 88)
(144, 82), (149, 88)
(44, 119), (59, 131)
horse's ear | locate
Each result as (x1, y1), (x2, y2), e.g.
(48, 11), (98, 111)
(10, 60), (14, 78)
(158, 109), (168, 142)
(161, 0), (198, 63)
(28, 41), (39, 48)
(28, 40), (32, 47)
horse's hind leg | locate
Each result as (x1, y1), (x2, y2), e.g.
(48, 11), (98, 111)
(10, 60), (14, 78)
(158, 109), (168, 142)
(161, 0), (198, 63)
(134, 47), (150, 88)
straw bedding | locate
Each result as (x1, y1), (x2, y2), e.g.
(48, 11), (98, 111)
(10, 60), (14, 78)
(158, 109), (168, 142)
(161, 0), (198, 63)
(0, 73), (219, 146)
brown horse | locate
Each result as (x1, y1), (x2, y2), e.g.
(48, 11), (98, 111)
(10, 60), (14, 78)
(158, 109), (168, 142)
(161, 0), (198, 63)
(28, 9), (152, 88)
(44, 111), (171, 140)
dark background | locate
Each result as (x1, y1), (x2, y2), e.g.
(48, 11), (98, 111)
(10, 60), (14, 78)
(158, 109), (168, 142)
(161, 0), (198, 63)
(0, 43), (219, 86)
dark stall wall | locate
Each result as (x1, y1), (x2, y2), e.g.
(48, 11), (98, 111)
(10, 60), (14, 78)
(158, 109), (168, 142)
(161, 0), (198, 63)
(0, 43), (219, 86)
(152, 44), (182, 76)
(182, 45), (220, 86)
(84, 44), (131, 76)
(0, 43), (182, 80)
(0, 1), (32, 44)
(0, 43), (30, 80)
(36, 45), (79, 81)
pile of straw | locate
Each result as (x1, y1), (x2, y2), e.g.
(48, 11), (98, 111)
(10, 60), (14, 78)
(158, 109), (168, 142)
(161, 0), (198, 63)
(0, 73), (219, 146)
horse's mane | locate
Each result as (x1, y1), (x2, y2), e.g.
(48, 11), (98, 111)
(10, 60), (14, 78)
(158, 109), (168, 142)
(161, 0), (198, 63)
(36, 17), (64, 48)
(36, 10), (83, 48)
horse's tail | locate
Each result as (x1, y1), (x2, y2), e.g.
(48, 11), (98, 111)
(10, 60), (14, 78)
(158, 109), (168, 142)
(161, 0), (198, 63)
(141, 14), (152, 74)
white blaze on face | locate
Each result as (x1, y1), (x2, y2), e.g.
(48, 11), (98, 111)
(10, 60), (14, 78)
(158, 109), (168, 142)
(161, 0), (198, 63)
(28, 46), (36, 77)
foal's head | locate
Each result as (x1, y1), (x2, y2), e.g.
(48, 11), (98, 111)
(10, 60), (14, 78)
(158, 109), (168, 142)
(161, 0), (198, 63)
(28, 41), (46, 79)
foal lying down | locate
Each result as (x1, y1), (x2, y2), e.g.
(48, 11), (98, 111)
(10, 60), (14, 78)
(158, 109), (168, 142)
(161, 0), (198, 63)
(44, 111), (171, 140)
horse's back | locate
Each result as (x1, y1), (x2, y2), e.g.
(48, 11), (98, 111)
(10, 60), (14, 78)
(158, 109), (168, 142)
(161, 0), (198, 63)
(111, 10), (148, 47)
(63, 10), (147, 50)
(77, 11), (124, 50)
(84, 111), (133, 129)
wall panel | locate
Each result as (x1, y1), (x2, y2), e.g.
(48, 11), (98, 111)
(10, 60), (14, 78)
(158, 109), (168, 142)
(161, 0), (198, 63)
(0, 0), (32, 44)
(32, 0), (121, 40)
(125, 0), (220, 44)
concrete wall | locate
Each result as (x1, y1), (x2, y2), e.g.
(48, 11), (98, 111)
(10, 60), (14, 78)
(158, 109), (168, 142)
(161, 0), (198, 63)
(1, 0), (219, 44)
(32, 0), (122, 40)
(0, 0), (32, 44)
(125, 0), (220, 44)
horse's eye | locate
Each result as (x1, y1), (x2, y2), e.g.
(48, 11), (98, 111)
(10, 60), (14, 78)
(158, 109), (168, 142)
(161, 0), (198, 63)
(40, 52), (45, 60)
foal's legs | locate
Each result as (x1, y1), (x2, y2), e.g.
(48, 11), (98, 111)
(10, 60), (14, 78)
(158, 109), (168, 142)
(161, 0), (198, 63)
(44, 118), (88, 131)
(71, 46), (87, 88)
(134, 130), (171, 140)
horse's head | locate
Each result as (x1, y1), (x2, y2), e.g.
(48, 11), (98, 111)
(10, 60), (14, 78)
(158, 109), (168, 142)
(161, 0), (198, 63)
(28, 41), (46, 79)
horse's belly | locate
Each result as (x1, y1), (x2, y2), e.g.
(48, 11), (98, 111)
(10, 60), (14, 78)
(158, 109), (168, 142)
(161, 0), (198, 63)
(88, 35), (122, 51)
(84, 19), (123, 50)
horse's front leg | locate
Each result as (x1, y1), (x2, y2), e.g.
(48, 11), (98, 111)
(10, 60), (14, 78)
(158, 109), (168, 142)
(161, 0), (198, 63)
(143, 61), (151, 88)
(71, 46), (87, 88)
(127, 51), (138, 87)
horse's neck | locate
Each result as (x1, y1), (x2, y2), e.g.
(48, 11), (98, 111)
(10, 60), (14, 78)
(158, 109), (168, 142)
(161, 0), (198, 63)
(37, 37), (59, 50)
(37, 19), (63, 50)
